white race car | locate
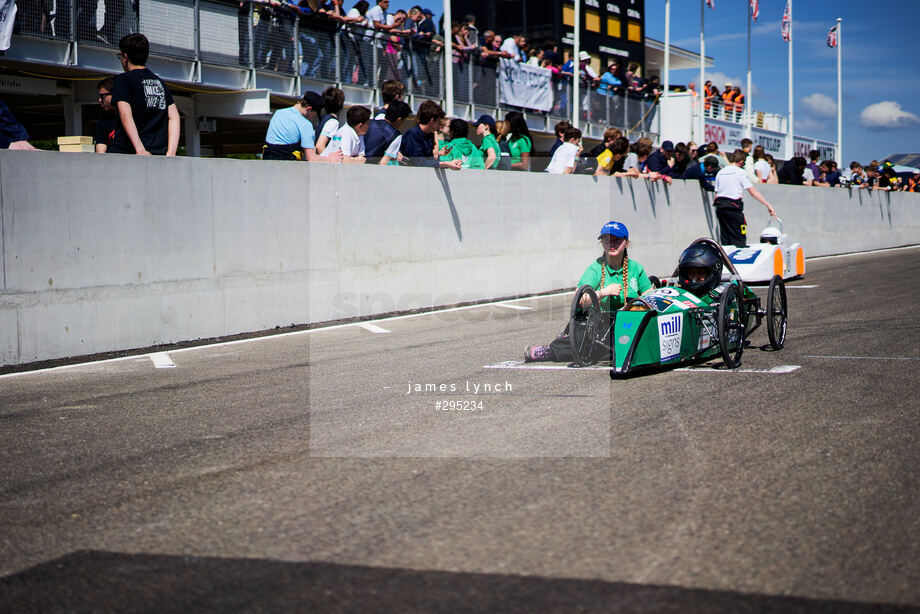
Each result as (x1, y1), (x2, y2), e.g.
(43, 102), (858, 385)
(723, 219), (805, 282)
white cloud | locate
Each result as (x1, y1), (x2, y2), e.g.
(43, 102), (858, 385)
(801, 93), (837, 118)
(859, 101), (920, 130)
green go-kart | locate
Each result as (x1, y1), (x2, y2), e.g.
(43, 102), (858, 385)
(568, 239), (788, 375)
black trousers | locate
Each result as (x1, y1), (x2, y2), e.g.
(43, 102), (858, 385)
(714, 198), (747, 247)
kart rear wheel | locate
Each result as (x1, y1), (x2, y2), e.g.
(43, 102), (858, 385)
(767, 274), (788, 350)
(570, 285), (603, 367)
(718, 284), (745, 369)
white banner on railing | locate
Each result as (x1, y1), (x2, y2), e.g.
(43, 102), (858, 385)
(499, 59), (553, 113)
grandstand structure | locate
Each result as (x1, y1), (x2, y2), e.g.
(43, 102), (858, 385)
(0, 0), (831, 158)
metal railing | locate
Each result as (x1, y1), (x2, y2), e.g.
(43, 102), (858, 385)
(12, 0), (659, 138)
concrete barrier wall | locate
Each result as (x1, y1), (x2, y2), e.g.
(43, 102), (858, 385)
(2, 150), (918, 366)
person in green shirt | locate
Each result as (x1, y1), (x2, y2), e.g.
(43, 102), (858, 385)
(524, 220), (653, 362)
(438, 118), (484, 169)
(473, 114), (500, 169)
(502, 111), (532, 171)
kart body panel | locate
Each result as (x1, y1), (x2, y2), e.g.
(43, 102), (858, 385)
(723, 219), (805, 282)
(611, 285), (734, 374)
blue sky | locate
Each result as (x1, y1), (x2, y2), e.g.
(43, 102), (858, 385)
(385, 1), (919, 163)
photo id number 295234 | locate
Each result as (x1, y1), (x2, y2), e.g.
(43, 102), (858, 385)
(435, 400), (483, 411)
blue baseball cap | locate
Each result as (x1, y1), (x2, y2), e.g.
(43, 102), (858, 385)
(473, 114), (496, 132)
(598, 221), (628, 239)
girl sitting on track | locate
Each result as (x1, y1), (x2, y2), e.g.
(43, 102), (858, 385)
(524, 221), (653, 362)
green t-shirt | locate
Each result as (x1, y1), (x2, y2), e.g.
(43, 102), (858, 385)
(578, 257), (653, 310)
(507, 134), (532, 166)
(440, 137), (484, 169)
(479, 133), (500, 169)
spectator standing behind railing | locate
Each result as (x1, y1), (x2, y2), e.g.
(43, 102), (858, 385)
(0, 102), (36, 150)
(764, 154), (779, 184)
(94, 76), (117, 153)
(549, 120), (571, 158)
(644, 140), (675, 177)
(777, 157), (806, 185)
(500, 33), (525, 63)
(438, 118), (483, 169)
(314, 86), (344, 154)
(109, 34), (180, 156)
(595, 134), (629, 177)
(263, 90), (341, 161)
(364, 99), (409, 165)
(321, 104), (369, 163)
(472, 114), (500, 170)
(806, 150), (821, 183)
(597, 63), (623, 96)
(752, 145), (770, 183)
(672, 142), (691, 176)
(501, 111), (532, 171)
(407, 6), (435, 87)
(399, 100), (461, 169)
(373, 79), (404, 119)
(740, 138), (756, 182)
(451, 21), (477, 66)
(545, 126), (581, 175)
(680, 156), (720, 191)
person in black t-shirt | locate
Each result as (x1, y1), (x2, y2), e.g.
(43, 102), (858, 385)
(95, 76), (119, 154)
(109, 33), (180, 155)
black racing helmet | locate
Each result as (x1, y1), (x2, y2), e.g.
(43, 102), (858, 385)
(678, 243), (723, 296)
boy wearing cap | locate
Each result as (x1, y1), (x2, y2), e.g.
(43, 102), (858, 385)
(644, 140), (675, 177)
(524, 220), (653, 362)
(473, 114), (500, 169)
(263, 91), (342, 162)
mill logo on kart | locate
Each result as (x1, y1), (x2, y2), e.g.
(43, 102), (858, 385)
(657, 314), (682, 363)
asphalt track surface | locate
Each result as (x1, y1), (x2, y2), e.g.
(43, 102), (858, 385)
(2, 247), (919, 613)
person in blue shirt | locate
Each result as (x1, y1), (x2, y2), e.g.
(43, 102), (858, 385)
(263, 91), (341, 162)
(0, 103), (36, 150)
(597, 62), (622, 95)
(644, 140), (675, 176)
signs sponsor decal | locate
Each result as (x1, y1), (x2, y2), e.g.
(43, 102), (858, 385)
(730, 248), (761, 265)
(658, 314), (683, 363)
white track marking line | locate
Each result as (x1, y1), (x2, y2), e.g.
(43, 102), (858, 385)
(783, 284), (818, 288)
(149, 353), (176, 369)
(674, 365), (801, 374)
(804, 355), (920, 361)
(493, 303), (533, 310)
(357, 323), (391, 334)
(0, 292), (576, 379)
(809, 245), (920, 260)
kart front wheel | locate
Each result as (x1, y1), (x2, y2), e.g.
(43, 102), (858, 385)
(767, 274), (787, 350)
(570, 285), (604, 367)
(718, 284), (745, 369)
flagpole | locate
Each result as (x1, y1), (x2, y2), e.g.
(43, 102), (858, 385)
(443, 0), (453, 117)
(836, 17), (842, 163)
(699, 0), (705, 145)
(663, 0), (670, 140)
(746, 2), (752, 137)
(572, 0), (580, 129)
(786, 0), (793, 160)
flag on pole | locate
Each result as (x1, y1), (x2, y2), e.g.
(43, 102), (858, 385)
(706, 0), (714, 8)
(781, 0), (791, 42)
(750, 0), (759, 21)
(827, 23), (838, 48)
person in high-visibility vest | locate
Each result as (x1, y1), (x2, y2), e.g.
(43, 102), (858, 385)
(731, 86), (745, 121)
(721, 83), (734, 117)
